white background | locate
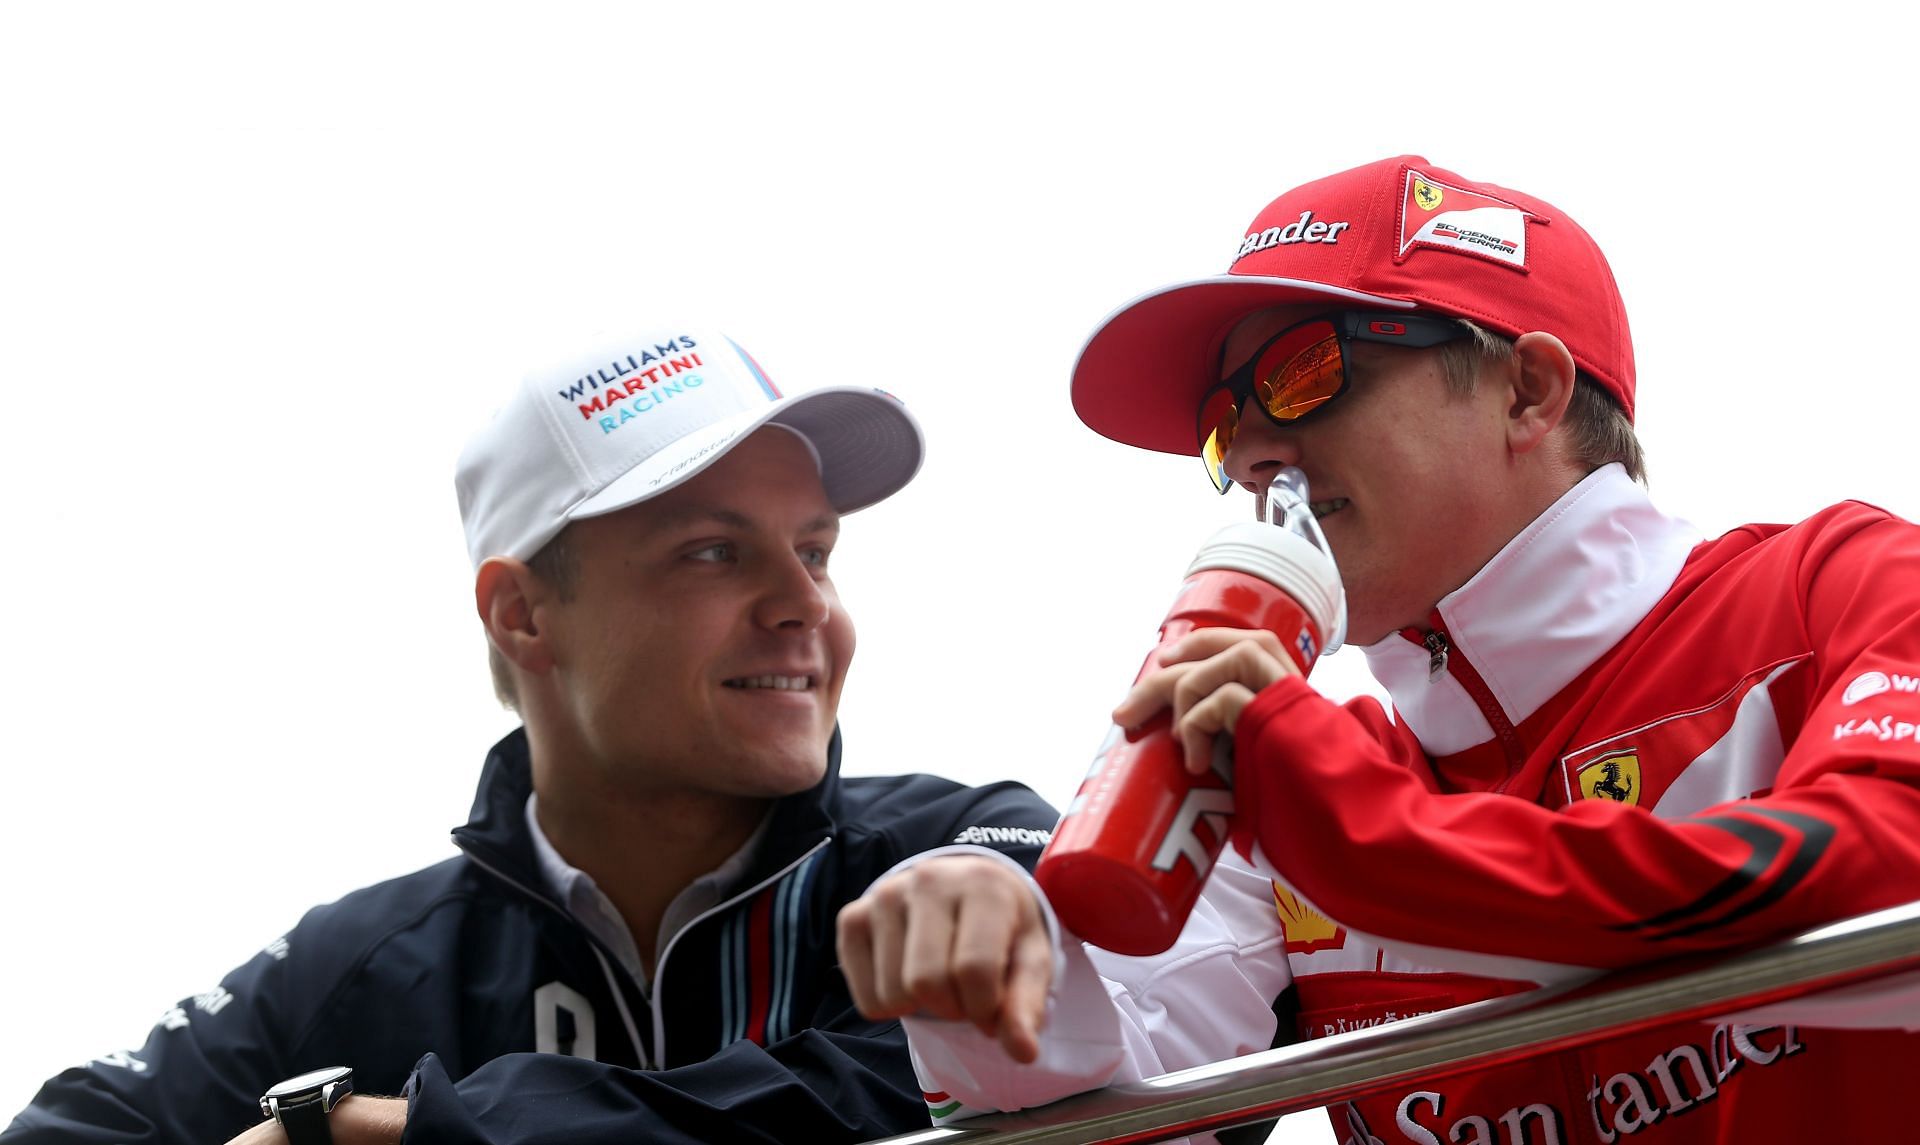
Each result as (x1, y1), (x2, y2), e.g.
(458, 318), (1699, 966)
(4, 4), (1917, 1142)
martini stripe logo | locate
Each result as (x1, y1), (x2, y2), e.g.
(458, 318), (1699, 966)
(727, 337), (782, 400)
(720, 851), (824, 1048)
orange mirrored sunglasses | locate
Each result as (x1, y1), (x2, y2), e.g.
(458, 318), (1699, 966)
(1196, 311), (1469, 493)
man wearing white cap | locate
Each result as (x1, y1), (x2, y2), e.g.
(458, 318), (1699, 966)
(838, 158), (1920, 1142)
(7, 326), (1057, 1145)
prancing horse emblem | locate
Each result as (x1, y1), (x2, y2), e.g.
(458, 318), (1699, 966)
(1580, 751), (1642, 806)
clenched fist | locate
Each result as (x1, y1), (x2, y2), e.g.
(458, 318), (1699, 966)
(836, 855), (1055, 1063)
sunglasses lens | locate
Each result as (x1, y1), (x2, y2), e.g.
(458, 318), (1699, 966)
(1255, 323), (1345, 421)
(1196, 318), (1351, 494)
(1197, 391), (1239, 494)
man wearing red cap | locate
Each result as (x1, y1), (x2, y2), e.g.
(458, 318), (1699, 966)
(838, 157), (1920, 1142)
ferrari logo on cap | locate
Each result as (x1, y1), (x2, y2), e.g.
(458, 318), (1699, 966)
(1397, 168), (1533, 269)
(1273, 882), (1346, 954)
(1578, 751), (1641, 805)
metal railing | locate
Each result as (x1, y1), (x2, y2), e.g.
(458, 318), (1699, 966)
(865, 899), (1920, 1145)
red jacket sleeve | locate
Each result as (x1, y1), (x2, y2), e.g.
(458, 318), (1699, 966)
(1231, 512), (1920, 970)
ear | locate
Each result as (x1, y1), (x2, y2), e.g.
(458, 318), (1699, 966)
(475, 557), (556, 678)
(1505, 331), (1577, 457)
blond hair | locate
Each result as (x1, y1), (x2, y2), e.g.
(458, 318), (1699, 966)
(1436, 321), (1646, 483)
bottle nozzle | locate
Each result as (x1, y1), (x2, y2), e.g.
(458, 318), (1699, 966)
(1257, 466), (1348, 653)
(1258, 468), (1328, 553)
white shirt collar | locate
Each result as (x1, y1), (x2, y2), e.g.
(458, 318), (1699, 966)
(1360, 464), (1703, 756)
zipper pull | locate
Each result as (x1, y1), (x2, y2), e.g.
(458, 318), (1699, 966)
(1424, 631), (1450, 680)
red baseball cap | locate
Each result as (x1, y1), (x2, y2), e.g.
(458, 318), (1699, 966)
(1071, 156), (1635, 455)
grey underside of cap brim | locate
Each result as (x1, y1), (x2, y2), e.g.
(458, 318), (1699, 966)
(557, 388), (924, 530)
(771, 390), (925, 514)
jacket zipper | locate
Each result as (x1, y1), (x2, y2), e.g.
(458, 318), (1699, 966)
(1421, 630), (1450, 678)
(1408, 615), (1528, 787)
(649, 836), (831, 1067)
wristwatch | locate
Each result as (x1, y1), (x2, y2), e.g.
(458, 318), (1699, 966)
(259, 1066), (353, 1145)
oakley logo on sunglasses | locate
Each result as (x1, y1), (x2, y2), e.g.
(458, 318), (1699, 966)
(1235, 210), (1352, 261)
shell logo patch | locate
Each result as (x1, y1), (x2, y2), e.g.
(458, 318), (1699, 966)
(1397, 168), (1533, 268)
(1578, 751), (1642, 805)
(1273, 882), (1346, 954)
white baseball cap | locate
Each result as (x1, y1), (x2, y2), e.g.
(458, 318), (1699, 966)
(456, 324), (924, 567)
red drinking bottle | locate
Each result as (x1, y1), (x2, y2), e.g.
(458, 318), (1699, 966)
(1035, 469), (1344, 955)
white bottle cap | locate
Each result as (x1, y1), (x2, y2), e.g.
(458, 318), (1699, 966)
(1185, 521), (1348, 653)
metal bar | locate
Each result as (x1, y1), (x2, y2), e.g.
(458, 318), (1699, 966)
(864, 899), (1920, 1145)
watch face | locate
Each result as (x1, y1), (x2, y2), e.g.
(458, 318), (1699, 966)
(264, 1065), (353, 1100)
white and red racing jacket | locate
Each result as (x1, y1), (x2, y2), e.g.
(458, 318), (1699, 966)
(904, 465), (1920, 1144)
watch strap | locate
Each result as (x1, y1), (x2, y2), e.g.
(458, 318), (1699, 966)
(271, 1091), (335, 1145)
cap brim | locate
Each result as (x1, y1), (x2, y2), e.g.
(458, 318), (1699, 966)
(568, 386), (924, 522)
(1070, 275), (1413, 456)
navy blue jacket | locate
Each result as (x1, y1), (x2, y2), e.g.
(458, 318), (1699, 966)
(4, 729), (1058, 1144)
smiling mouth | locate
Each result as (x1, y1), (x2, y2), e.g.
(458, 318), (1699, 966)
(1310, 498), (1349, 520)
(724, 675), (817, 691)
